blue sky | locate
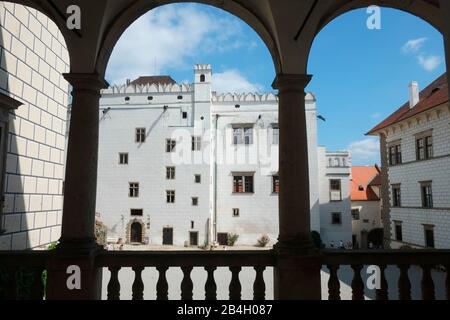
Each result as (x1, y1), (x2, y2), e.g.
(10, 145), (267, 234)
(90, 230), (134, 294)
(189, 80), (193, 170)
(106, 4), (446, 166)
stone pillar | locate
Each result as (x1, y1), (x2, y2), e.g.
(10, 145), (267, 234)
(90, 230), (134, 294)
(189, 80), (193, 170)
(272, 74), (321, 300)
(46, 73), (108, 300)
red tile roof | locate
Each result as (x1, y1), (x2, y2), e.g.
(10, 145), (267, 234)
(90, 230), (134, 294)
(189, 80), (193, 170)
(351, 166), (381, 201)
(130, 76), (176, 86)
(367, 73), (448, 135)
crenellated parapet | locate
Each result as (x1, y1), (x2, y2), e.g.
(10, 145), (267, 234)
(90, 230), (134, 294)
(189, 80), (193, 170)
(101, 82), (194, 95)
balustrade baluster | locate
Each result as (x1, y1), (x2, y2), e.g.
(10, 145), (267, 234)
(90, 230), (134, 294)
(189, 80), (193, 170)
(327, 264), (341, 300)
(181, 266), (193, 300)
(351, 264), (364, 300)
(253, 266), (266, 301)
(398, 264), (411, 300)
(421, 265), (435, 300)
(229, 267), (242, 300)
(107, 267), (121, 300)
(205, 266), (217, 300)
(375, 265), (388, 300)
(132, 266), (144, 300)
(156, 266), (169, 300)
(30, 267), (45, 300)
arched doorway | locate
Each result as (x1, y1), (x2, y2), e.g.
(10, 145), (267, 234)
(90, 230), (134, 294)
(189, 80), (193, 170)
(126, 219), (146, 244)
(130, 222), (143, 243)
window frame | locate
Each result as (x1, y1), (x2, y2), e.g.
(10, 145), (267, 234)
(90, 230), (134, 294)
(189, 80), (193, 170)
(232, 125), (254, 145)
(136, 128), (146, 143)
(424, 225), (435, 248)
(415, 131), (433, 161)
(119, 153), (129, 165)
(232, 208), (240, 217)
(192, 197), (199, 206)
(331, 212), (342, 225)
(166, 166), (176, 180)
(192, 136), (202, 151)
(420, 181), (433, 208)
(129, 182), (140, 198)
(329, 179), (342, 202)
(394, 221), (403, 242)
(392, 184), (401, 207)
(166, 190), (176, 204)
(166, 139), (176, 153)
(130, 209), (143, 216)
(194, 174), (201, 184)
(232, 173), (255, 194)
(388, 140), (402, 166)
(272, 175), (280, 194)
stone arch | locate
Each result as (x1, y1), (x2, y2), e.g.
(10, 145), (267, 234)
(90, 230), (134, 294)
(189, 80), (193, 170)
(95, 0), (281, 77)
(126, 218), (146, 244)
(305, 0), (443, 73)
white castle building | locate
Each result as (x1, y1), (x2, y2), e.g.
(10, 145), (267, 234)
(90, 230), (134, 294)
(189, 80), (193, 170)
(96, 64), (352, 247)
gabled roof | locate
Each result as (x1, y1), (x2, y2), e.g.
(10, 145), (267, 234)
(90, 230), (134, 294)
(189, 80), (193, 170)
(350, 166), (381, 201)
(367, 73), (448, 135)
(130, 76), (177, 86)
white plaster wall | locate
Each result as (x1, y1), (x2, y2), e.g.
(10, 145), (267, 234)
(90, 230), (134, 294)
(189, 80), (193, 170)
(318, 147), (353, 247)
(351, 200), (381, 246)
(0, 3), (69, 250)
(385, 104), (450, 248)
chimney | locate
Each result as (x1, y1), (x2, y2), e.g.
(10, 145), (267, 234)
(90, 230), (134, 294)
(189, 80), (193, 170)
(409, 81), (420, 108)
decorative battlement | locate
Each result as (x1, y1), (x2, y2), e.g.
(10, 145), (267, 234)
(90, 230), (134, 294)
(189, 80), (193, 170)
(194, 64), (212, 71)
(211, 92), (316, 103)
(101, 83), (193, 95)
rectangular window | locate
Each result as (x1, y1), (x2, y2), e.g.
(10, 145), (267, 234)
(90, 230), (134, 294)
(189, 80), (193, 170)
(424, 226), (435, 248)
(233, 126), (253, 145)
(192, 136), (202, 151)
(129, 183), (139, 198)
(272, 126), (279, 145)
(119, 153), (129, 165)
(195, 175), (201, 183)
(392, 185), (401, 207)
(351, 209), (360, 221)
(182, 112), (188, 119)
(166, 167), (175, 180)
(331, 212), (342, 225)
(388, 142), (402, 166)
(192, 197), (198, 206)
(416, 134), (433, 160)
(421, 182), (433, 208)
(233, 174), (254, 193)
(166, 190), (175, 203)
(130, 209), (143, 216)
(136, 128), (146, 143)
(395, 222), (403, 241)
(272, 175), (280, 193)
(330, 179), (342, 201)
(166, 139), (176, 153)
(232, 208), (240, 217)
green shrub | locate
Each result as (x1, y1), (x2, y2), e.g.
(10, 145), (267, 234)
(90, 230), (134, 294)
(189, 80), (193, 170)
(227, 233), (239, 246)
(311, 231), (325, 249)
(257, 234), (270, 247)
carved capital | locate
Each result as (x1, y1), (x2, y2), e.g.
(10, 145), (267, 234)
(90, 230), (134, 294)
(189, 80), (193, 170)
(272, 74), (312, 92)
(63, 73), (109, 92)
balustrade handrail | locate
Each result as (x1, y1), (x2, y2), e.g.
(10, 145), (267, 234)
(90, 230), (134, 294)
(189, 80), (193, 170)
(321, 249), (450, 266)
(96, 249), (276, 268)
(0, 251), (49, 268)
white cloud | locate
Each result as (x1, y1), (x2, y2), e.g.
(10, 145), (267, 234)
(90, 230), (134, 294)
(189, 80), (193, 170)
(348, 138), (380, 165)
(402, 37), (427, 54)
(371, 112), (382, 119)
(212, 69), (263, 93)
(418, 54), (443, 71)
(106, 5), (253, 85)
